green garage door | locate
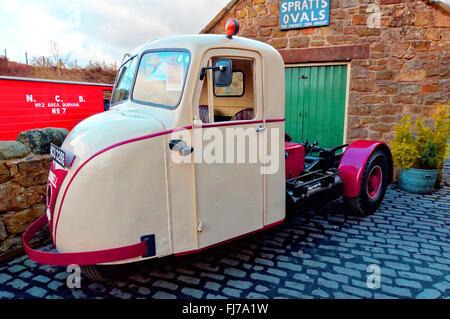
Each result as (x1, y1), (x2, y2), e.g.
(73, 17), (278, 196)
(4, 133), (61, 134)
(285, 65), (347, 148)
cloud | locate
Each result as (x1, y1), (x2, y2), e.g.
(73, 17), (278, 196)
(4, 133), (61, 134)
(76, 0), (228, 56)
(0, 0), (227, 66)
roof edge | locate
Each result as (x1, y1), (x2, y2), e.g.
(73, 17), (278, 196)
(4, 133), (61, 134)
(200, 0), (239, 34)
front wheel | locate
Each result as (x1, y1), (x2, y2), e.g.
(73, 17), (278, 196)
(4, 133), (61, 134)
(344, 149), (390, 216)
(81, 263), (139, 281)
(81, 265), (110, 281)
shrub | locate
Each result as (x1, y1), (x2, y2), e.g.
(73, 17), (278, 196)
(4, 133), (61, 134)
(391, 104), (450, 170)
(431, 104), (450, 165)
(391, 116), (419, 169)
(419, 141), (439, 169)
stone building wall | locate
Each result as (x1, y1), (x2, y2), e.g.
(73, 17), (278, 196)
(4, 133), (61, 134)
(0, 128), (68, 262)
(201, 0), (450, 144)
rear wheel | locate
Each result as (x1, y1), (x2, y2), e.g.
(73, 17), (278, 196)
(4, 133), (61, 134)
(344, 149), (390, 216)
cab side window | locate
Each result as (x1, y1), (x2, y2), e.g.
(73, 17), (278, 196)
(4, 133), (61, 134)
(198, 58), (255, 123)
(111, 57), (138, 105)
(214, 71), (244, 97)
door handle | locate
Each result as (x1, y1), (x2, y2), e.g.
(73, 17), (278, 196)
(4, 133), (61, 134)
(169, 139), (193, 156)
(255, 125), (266, 133)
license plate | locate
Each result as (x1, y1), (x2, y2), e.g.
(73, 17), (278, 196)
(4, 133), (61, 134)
(50, 143), (66, 168)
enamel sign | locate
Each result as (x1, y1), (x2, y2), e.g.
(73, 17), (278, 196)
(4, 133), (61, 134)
(280, 0), (330, 30)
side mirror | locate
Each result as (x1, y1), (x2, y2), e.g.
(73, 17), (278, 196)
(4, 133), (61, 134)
(213, 59), (232, 87)
(199, 59), (233, 86)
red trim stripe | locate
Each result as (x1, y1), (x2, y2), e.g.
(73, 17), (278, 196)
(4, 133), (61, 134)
(266, 118), (285, 123)
(198, 118), (284, 128)
(200, 119), (263, 128)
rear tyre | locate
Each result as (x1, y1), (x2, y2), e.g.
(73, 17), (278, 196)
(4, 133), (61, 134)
(344, 149), (390, 216)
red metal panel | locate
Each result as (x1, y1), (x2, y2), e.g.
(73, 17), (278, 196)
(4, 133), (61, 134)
(285, 142), (305, 179)
(338, 140), (392, 198)
(0, 78), (113, 140)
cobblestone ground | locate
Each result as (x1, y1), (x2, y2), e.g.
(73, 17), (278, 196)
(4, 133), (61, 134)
(1, 162), (449, 299)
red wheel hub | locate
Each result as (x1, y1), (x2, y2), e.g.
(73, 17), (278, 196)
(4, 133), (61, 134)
(367, 165), (382, 199)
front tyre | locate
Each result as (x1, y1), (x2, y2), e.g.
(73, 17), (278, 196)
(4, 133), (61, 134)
(81, 265), (111, 282)
(344, 149), (390, 216)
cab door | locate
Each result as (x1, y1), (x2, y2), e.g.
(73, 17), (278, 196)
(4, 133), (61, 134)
(192, 49), (265, 248)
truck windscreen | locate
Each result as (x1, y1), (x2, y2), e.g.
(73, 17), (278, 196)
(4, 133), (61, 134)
(132, 51), (190, 108)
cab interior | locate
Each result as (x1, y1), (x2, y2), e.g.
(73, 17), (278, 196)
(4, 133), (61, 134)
(198, 58), (255, 123)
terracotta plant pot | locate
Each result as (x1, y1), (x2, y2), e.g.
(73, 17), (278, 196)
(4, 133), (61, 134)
(398, 168), (439, 194)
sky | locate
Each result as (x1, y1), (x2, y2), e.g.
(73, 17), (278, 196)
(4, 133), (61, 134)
(0, 0), (228, 67)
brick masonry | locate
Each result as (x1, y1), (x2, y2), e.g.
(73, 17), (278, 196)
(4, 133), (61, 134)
(0, 128), (68, 262)
(0, 161), (448, 299)
(0, 154), (52, 262)
(201, 0), (450, 144)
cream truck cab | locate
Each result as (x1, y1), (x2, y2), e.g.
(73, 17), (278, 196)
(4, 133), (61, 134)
(24, 20), (392, 280)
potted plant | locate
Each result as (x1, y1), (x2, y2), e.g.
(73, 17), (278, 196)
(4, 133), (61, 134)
(391, 104), (449, 194)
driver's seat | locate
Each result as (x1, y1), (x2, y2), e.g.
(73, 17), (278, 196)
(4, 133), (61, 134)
(231, 108), (254, 121)
(199, 105), (209, 123)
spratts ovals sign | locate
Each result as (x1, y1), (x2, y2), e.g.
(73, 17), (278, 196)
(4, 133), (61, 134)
(279, 0), (330, 30)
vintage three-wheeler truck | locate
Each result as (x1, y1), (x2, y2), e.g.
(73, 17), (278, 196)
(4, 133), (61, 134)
(24, 20), (393, 280)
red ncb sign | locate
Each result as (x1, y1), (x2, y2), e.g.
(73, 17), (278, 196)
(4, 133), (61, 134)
(0, 76), (113, 140)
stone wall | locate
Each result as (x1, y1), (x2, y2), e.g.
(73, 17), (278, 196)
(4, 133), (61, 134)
(202, 0), (450, 144)
(0, 128), (68, 262)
